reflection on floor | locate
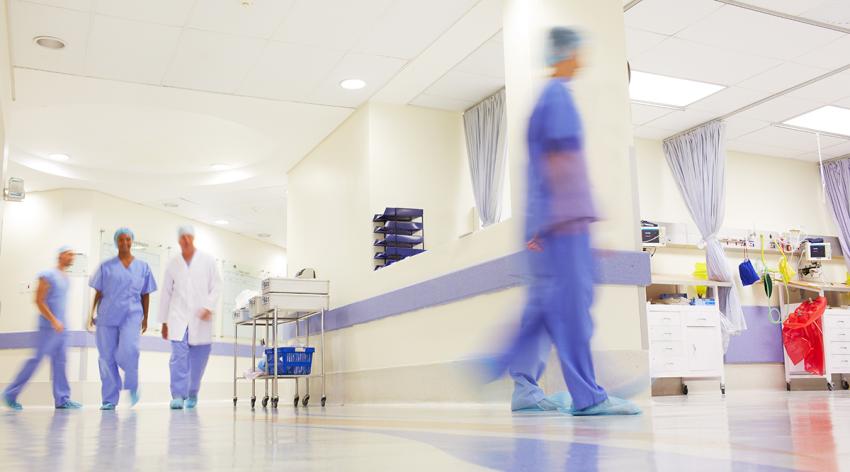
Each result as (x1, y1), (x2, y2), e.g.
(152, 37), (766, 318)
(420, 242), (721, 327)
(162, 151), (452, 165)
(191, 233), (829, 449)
(0, 391), (846, 471)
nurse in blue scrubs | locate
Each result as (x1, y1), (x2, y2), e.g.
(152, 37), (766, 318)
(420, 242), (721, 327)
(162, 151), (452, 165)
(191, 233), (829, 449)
(89, 228), (157, 410)
(3, 246), (82, 410)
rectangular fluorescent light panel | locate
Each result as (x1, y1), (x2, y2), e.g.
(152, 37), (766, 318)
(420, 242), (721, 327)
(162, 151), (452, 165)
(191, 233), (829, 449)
(784, 106), (850, 137)
(629, 71), (725, 107)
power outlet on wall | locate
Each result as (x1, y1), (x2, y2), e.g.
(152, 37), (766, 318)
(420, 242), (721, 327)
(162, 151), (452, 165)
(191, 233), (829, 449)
(18, 281), (35, 294)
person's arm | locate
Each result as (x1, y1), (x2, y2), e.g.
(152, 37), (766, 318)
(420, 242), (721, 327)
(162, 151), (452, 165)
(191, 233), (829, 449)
(141, 293), (149, 334)
(159, 263), (174, 340)
(140, 265), (157, 334)
(200, 258), (222, 321)
(88, 291), (102, 331)
(35, 277), (63, 333)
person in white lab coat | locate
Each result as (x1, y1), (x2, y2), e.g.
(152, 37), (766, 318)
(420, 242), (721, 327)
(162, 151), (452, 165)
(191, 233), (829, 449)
(159, 225), (221, 409)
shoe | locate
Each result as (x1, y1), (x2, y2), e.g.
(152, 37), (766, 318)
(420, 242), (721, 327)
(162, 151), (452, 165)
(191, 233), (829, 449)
(185, 396), (198, 409)
(570, 396), (641, 416)
(56, 400), (82, 409)
(169, 399), (184, 410)
(130, 390), (140, 407)
(3, 394), (22, 411)
(100, 403), (116, 411)
(512, 391), (572, 412)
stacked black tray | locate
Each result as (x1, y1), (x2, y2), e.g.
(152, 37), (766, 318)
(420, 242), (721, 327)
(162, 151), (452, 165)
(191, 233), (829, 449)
(373, 208), (425, 270)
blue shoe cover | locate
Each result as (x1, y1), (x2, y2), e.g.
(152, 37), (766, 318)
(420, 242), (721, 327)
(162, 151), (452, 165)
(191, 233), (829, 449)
(185, 396), (198, 409)
(170, 398), (184, 410)
(100, 403), (116, 411)
(130, 390), (140, 407)
(3, 394), (23, 411)
(569, 396), (641, 416)
(57, 400), (82, 409)
(512, 391), (572, 412)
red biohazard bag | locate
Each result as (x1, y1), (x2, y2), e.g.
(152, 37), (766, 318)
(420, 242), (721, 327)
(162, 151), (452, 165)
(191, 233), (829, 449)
(782, 297), (827, 375)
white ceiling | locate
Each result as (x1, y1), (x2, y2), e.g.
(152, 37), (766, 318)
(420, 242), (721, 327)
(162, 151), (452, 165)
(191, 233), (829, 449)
(3, 0), (495, 247)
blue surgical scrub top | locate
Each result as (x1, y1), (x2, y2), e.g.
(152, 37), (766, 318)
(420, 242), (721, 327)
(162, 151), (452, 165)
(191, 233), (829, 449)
(525, 78), (596, 240)
(89, 257), (157, 327)
(36, 268), (69, 330)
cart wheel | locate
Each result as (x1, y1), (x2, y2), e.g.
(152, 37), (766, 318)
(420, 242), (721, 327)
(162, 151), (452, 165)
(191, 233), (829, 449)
(302, 394), (310, 407)
(843, 380), (849, 390)
(293, 395), (300, 407)
(272, 397), (279, 408)
(321, 396), (327, 407)
(828, 382), (835, 391)
(720, 384), (726, 395)
(250, 397), (256, 409)
(681, 384), (689, 396)
(233, 398), (237, 407)
(262, 396), (269, 408)
(786, 382), (791, 391)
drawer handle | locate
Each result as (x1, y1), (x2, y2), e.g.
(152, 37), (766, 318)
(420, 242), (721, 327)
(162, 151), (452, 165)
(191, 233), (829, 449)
(664, 332), (672, 335)
(666, 362), (675, 366)
(663, 317), (672, 322)
(664, 347), (673, 351)
(696, 317), (707, 321)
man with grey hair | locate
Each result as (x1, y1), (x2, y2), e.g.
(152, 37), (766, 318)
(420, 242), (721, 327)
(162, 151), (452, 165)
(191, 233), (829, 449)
(159, 225), (221, 409)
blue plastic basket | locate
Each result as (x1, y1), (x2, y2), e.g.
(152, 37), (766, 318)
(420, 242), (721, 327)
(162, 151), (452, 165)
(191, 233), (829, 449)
(264, 346), (315, 376)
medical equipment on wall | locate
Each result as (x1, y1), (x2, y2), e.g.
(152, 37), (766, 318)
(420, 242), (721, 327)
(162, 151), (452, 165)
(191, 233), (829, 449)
(739, 242), (760, 286)
(798, 239), (832, 282)
(3, 177), (24, 201)
(640, 220), (666, 246)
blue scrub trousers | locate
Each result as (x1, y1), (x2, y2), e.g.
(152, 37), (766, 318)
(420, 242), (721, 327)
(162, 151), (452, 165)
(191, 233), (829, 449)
(95, 315), (141, 405)
(503, 231), (608, 411)
(5, 329), (70, 406)
(169, 329), (211, 400)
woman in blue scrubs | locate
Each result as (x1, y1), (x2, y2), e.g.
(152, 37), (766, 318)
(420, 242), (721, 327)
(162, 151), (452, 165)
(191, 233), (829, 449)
(89, 228), (157, 410)
(3, 246), (82, 410)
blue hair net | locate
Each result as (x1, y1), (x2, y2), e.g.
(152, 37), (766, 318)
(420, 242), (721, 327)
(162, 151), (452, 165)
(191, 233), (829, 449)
(545, 27), (582, 67)
(178, 225), (195, 238)
(113, 227), (135, 247)
(56, 245), (74, 256)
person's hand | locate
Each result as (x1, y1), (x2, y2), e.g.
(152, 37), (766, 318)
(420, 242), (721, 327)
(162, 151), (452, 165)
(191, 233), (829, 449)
(51, 319), (65, 333)
(141, 317), (148, 334)
(527, 237), (543, 252)
(161, 323), (169, 340)
(87, 316), (96, 332)
(199, 309), (212, 321)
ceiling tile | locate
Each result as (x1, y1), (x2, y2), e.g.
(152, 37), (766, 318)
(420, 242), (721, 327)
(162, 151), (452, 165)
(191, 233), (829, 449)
(822, 140), (850, 159)
(633, 125), (675, 140)
(84, 15), (182, 85)
(453, 38), (504, 79)
(10, 0), (90, 74)
(311, 53), (407, 108)
(424, 71), (504, 102)
(24, 0), (92, 11)
(187, 0), (295, 39)
(631, 37), (780, 85)
(624, 0), (722, 35)
(95, 0), (196, 27)
(631, 103), (674, 126)
(642, 108), (719, 131)
(275, 0), (393, 50)
(676, 4), (843, 61)
(354, 0), (478, 59)
(793, 34), (850, 70)
(410, 94), (474, 112)
(689, 87), (768, 115)
(737, 62), (831, 96)
(163, 29), (267, 94)
(735, 125), (844, 152)
(784, 70), (850, 103)
(724, 116), (770, 139)
(838, 96), (850, 108)
(237, 41), (345, 101)
(726, 139), (804, 159)
(735, 95), (822, 122)
(625, 27), (668, 60)
(801, 0), (850, 26)
(734, 0), (829, 16)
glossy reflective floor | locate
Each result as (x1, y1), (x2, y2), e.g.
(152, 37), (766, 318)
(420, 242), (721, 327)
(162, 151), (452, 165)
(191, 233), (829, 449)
(0, 391), (848, 471)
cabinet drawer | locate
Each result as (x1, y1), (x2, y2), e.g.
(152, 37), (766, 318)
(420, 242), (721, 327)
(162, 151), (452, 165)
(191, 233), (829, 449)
(647, 311), (679, 326)
(650, 341), (683, 358)
(651, 356), (685, 375)
(649, 325), (683, 342)
(828, 328), (850, 342)
(826, 316), (850, 330)
(830, 342), (850, 356)
(685, 311), (718, 327)
(831, 355), (850, 372)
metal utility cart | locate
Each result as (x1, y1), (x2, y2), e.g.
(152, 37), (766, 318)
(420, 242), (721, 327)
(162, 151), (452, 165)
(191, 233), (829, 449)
(232, 279), (329, 409)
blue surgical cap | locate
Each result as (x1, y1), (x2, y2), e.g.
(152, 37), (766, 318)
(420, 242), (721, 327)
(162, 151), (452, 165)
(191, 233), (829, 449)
(545, 27), (582, 67)
(113, 227), (135, 247)
(178, 225), (195, 238)
(56, 245), (74, 256)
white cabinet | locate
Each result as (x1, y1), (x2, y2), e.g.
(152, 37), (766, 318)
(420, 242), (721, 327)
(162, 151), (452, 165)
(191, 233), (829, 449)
(647, 303), (726, 394)
(825, 309), (850, 390)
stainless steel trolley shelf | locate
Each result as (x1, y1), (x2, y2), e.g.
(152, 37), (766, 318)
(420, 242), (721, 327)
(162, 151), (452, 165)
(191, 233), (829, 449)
(232, 302), (327, 410)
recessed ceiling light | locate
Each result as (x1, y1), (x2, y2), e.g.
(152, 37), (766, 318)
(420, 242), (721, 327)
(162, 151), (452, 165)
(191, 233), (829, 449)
(257, 233), (271, 238)
(340, 79), (366, 90)
(48, 153), (70, 161)
(215, 219), (229, 225)
(211, 164), (232, 171)
(629, 71), (725, 107)
(783, 106), (850, 137)
(34, 36), (65, 50)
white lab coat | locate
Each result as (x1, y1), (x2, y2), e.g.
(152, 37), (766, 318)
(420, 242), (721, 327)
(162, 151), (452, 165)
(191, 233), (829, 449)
(158, 250), (221, 346)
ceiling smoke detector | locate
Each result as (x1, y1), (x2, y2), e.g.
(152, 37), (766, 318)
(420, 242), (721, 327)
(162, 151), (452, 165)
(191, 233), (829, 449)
(34, 36), (65, 50)
(162, 202), (179, 208)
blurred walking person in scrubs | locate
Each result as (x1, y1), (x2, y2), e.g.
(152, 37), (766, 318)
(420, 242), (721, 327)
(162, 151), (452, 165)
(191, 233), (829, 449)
(89, 228), (157, 410)
(3, 246), (83, 410)
(487, 27), (640, 416)
(159, 225), (221, 409)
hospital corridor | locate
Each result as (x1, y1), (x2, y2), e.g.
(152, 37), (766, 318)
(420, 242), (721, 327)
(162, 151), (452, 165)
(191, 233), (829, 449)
(2, 0), (850, 471)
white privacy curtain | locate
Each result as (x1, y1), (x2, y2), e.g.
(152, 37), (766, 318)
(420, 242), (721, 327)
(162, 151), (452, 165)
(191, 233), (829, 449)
(463, 89), (507, 227)
(663, 121), (746, 342)
(823, 159), (850, 273)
